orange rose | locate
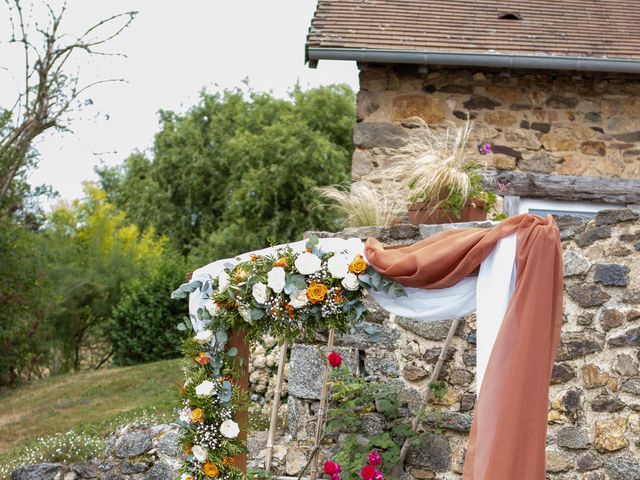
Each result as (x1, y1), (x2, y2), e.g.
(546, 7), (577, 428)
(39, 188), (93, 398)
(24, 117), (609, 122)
(195, 352), (209, 365)
(223, 456), (235, 466)
(349, 255), (368, 274)
(191, 408), (205, 424)
(250, 255), (259, 262)
(203, 461), (219, 478)
(307, 282), (328, 304)
(285, 303), (295, 318)
(274, 256), (288, 267)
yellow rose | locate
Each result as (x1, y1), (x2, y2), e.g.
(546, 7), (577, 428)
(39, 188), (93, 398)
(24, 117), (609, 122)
(203, 461), (219, 478)
(349, 255), (368, 274)
(223, 456), (235, 466)
(306, 282), (328, 304)
(274, 256), (288, 267)
(191, 408), (205, 424)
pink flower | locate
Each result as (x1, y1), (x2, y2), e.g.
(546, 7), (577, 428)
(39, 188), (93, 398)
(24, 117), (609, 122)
(361, 465), (377, 480)
(328, 352), (343, 368)
(368, 450), (382, 466)
(479, 143), (493, 155)
(497, 181), (511, 193)
(324, 460), (341, 476)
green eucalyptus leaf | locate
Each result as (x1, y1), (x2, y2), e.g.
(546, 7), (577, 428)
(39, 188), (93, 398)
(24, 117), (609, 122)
(250, 308), (265, 320)
(305, 235), (319, 251)
(215, 329), (228, 347)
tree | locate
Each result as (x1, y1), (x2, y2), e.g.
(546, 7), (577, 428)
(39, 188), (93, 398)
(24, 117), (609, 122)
(44, 183), (166, 371)
(98, 84), (355, 262)
(0, 0), (136, 216)
(0, 217), (51, 386)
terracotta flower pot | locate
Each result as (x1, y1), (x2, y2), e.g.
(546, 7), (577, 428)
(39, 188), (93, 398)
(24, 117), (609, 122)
(408, 199), (487, 225)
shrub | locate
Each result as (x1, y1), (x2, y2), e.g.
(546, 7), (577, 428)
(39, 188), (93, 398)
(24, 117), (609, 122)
(110, 258), (186, 365)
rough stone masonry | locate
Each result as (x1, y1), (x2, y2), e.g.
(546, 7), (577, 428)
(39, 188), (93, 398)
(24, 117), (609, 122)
(351, 66), (640, 184)
(280, 209), (640, 480)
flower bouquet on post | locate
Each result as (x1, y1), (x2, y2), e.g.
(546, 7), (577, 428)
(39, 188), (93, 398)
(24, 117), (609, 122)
(171, 236), (406, 479)
(191, 235), (406, 344)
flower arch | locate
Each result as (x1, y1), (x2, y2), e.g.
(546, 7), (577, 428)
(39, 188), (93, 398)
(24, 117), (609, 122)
(172, 214), (563, 480)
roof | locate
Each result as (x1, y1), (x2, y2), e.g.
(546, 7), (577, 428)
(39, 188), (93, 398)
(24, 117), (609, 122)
(306, 0), (640, 72)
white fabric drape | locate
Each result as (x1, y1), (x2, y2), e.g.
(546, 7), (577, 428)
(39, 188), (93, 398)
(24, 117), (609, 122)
(188, 235), (517, 394)
(367, 234), (516, 394)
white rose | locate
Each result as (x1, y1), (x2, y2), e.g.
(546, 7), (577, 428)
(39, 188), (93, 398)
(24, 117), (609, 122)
(195, 380), (216, 397)
(341, 272), (360, 291)
(239, 307), (253, 323)
(327, 255), (349, 279)
(294, 252), (322, 275)
(194, 329), (214, 345)
(267, 267), (286, 293)
(192, 444), (208, 462)
(289, 289), (309, 309)
(204, 299), (219, 317)
(220, 419), (240, 438)
(217, 271), (231, 292)
(252, 282), (268, 304)
(179, 407), (191, 424)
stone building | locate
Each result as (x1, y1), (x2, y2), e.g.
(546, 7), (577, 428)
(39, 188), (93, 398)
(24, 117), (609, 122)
(306, 0), (640, 216)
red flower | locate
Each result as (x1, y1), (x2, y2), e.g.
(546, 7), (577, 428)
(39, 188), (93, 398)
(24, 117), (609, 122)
(327, 352), (343, 368)
(368, 450), (382, 466)
(361, 465), (377, 480)
(324, 461), (341, 476)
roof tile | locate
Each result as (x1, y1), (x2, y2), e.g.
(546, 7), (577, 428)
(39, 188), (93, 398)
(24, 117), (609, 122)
(307, 0), (640, 60)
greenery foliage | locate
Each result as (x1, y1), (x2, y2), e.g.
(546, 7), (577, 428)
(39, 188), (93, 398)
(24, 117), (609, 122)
(326, 360), (448, 480)
(44, 184), (167, 371)
(0, 83), (356, 389)
(326, 363), (406, 479)
(0, 218), (50, 385)
(98, 84), (355, 262)
(110, 257), (187, 365)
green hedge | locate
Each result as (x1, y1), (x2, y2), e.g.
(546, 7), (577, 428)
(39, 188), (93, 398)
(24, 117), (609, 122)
(110, 258), (186, 365)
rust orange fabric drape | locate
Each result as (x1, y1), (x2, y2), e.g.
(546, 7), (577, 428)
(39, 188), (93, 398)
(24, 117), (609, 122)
(365, 214), (563, 480)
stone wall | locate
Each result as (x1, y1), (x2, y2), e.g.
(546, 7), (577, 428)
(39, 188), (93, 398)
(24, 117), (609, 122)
(275, 210), (640, 480)
(11, 424), (181, 480)
(353, 65), (640, 182)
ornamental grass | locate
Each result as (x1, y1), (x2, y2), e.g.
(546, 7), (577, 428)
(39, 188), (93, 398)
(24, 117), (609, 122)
(314, 181), (404, 228)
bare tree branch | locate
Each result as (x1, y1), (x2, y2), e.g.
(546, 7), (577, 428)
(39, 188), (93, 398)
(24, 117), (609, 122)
(0, 0), (138, 213)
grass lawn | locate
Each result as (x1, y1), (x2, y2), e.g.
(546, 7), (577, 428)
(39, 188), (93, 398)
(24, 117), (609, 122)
(0, 358), (183, 454)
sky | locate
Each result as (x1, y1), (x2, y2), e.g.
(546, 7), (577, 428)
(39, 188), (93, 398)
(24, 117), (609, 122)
(0, 1), (358, 204)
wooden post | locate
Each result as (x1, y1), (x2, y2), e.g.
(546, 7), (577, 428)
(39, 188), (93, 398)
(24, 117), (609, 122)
(265, 343), (289, 473)
(392, 316), (463, 478)
(228, 329), (250, 475)
(309, 329), (336, 480)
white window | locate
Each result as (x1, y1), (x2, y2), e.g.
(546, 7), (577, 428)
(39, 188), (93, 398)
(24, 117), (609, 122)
(517, 198), (624, 218)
